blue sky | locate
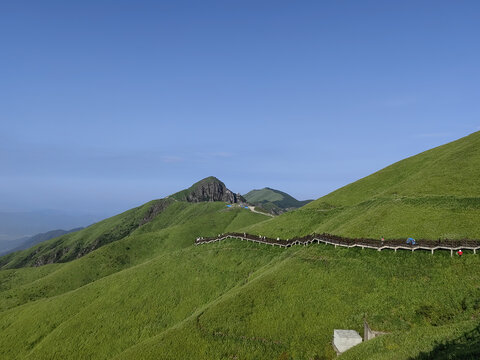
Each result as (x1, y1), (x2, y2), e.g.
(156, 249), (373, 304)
(1, 0), (479, 216)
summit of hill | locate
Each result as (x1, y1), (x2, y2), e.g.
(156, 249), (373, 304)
(243, 187), (312, 214)
(170, 176), (245, 203)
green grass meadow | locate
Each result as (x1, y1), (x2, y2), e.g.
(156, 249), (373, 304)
(1, 203), (480, 359)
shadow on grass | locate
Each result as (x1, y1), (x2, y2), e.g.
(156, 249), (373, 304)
(412, 323), (480, 360)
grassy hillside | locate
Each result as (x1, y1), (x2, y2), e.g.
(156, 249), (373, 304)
(0, 198), (174, 269)
(247, 131), (480, 240)
(1, 231), (480, 359)
(319, 131), (480, 205)
(1, 203), (480, 359)
(244, 188), (312, 214)
(0, 227), (83, 256)
(0, 202), (268, 311)
(2, 133), (480, 360)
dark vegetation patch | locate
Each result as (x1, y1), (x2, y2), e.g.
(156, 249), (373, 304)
(412, 323), (480, 359)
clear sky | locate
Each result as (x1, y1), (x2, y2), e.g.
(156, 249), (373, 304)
(1, 0), (479, 216)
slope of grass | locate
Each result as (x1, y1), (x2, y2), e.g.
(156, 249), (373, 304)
(0, 203), (269, 311)
(247, 131), (480, 240)
(244, 196), (480, 240)
(341, 320), (480, 360)
(0, 242), (282, 359)
(183, 243), (480, 359)
(0, 228), (83, 256)
(0, 199), (174, 269)
(2, 233), (480, 359)
(315, 131), (480, 207)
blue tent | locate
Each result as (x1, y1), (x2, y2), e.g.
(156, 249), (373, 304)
(407, 237), (416, 245)
(226, 205), (232, 208)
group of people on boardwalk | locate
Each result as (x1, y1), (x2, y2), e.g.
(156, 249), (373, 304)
(381, 236), (464, 256)
(380, 236), (416, 245)
(196, 232), (473, 256)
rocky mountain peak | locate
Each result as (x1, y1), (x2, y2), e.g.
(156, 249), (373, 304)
(170, 177), (244, 203)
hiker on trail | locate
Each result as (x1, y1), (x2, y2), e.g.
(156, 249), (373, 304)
(407, 237), (416, 245)
(457, 249), (463, 256)
(381, 236), (385, 243)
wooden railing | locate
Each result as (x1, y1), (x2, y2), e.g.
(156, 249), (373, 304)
(195, 232), (480, 256)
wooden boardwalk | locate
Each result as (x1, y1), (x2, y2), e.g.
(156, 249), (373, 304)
(195, 232), (480, 256)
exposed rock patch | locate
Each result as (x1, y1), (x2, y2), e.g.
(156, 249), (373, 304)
(140, 198), (173, 225)
(171, 176), (245, 203)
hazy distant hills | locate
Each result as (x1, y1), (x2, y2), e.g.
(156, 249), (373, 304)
(0, 209), (100, 242)
(0, 228), (83, 256)
(243, 187), (312, 214)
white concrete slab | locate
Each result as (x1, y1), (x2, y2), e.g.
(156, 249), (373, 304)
(333, 329), (362, 353)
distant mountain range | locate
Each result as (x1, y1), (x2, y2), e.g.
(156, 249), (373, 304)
(0, 228), (83, 256)
(243, 187), (312, 214)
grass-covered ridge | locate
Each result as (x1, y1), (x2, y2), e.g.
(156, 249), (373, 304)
(244, 187), (312, 211)
(244, 187), (312, 215)
(0, 198), (174, 269)
(248, 131), (480, 240)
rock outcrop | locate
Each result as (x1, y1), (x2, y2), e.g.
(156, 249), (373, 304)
(171, 176), (245, 203)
